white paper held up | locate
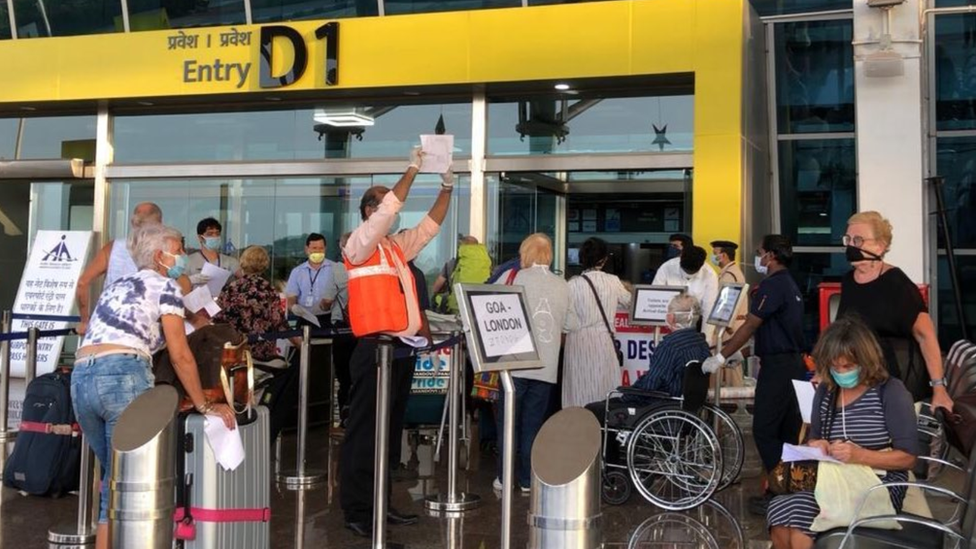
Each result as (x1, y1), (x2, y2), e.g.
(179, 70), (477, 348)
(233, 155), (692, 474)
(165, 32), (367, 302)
(781, 443), (841, 464)
(182, 285), (213, 313)
(201, 262), (233, 297)
(792, 380), (817, 424)
(290, 304), (320, 327)
(419, 134), (454, 174)
(204, 414), (245, 471)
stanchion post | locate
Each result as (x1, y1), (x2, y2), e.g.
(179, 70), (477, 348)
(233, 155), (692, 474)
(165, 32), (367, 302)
(425, 336), (480, 513)
(277, 325), (326, 489)
(713, 330), (724, 434)
(372, 338), (394, 549)
(499, 371), (516, 549)
(25, 326), (39, 385)
(47, 440), (97, 545)
(0, 310), (14, 444)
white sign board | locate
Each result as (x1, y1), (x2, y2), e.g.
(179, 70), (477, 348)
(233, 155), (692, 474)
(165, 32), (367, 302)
(630, 285), (686, 327)
(10, 231), (92, 378)
(706, 283), (749, 328)
(455, 284), (541, 373)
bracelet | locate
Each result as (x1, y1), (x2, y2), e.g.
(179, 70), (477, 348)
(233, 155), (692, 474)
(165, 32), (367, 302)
(196, 400), (214, 414)
(408, 163), (420, 171)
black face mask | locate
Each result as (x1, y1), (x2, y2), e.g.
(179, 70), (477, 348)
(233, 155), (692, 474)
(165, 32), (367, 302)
(845, 245), (884, 263)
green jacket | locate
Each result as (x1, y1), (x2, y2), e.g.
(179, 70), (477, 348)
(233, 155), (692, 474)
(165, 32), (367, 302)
(445, 243), (492, 313)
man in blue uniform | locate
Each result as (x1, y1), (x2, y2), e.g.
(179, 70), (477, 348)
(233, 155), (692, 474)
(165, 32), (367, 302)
(703, 234), (806, 514)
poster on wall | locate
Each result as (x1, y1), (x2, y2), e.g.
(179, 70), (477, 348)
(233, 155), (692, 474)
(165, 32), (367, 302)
(613, 312), (667, 387)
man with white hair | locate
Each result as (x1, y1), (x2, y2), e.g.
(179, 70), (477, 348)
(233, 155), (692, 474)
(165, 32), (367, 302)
(629, 293), (711, 397)
(76, 202), (168, 335)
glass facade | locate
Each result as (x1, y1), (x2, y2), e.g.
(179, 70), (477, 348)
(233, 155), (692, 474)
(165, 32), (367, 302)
(12, 0), (123, 38)
(114, 103), (472, 163)
(0, 116), (97, 160)
(0, 3), (10, 40)
(486, 175), (560, 267)
(109, 175), (469, 294)
(488, 95), (694, 156)
(0, 119), (17, 158)
(934, 14), (976, 132)
(385, 0), (520, 15)
(251, 0), (377, 23)
(128, 0), (247, 31)
(775, 20), (855, 134)
(788, 252), (850, 343)
(777, 138), (856, 247)
(749, 0), (851, 16)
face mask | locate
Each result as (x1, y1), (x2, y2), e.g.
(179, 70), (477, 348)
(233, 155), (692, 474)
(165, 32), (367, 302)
(710, 254), (721, 266)
(830, 366), (861, 389)
(845, 245), (884, 263)
(308, 252), (326, 264)
(160, 251), (187, 279)
(664, 245), (680, 260)
(754, 255), (768, 275)
(668, 311), (694, 331)
(202, 236), (221, 251)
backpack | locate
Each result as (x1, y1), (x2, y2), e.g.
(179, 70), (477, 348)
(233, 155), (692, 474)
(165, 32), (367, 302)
(444, 244), (492, 314)
(3, 369), (81, 497)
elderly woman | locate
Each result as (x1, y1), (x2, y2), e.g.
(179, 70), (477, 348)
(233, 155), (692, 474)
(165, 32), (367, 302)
(73, 224), (235, 549)
(216, 245), (295, 361)
(563, 237), (632, 408)
(492, 233), (579, 492)
(837, 211), (953, 411)
(767, 317), (918, 549)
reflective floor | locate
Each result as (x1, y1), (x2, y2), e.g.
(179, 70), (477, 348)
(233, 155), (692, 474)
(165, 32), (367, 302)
(0, 425), (964, 549)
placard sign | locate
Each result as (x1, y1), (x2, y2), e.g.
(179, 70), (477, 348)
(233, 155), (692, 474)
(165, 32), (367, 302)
(10, 231), (93, 378)
(455, 283), (541, 373)
(629, 285), (686, 327)
(707, 283), (749, 328)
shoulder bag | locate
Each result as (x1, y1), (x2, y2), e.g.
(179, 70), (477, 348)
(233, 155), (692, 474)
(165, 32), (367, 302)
(581, 273), (623, 367)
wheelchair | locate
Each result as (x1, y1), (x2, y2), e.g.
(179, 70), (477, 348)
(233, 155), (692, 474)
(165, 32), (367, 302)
(597, 360), (745, 511)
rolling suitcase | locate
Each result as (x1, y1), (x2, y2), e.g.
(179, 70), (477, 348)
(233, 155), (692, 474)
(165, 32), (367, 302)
(174, 405), (271, 549)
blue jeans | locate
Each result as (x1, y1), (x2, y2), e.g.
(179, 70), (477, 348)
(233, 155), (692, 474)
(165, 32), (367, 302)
(495, 378), (552, 488)
(71, 353), (154, 523)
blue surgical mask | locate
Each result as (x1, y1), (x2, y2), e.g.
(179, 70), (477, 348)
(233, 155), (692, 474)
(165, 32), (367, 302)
(202, 236), (222, 251)
(160, 251), (187, 279)
(830, 366), (861, 389)
(710, 254), (721, 266)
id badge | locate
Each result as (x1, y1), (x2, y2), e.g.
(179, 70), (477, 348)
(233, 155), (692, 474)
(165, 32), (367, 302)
(303, 296), (314, 308)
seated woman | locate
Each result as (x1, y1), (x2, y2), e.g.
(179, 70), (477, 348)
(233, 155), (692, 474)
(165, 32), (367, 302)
(73, 224), (236, 549)
(767, 316), (918, 549)
(215, 245), (297, 362)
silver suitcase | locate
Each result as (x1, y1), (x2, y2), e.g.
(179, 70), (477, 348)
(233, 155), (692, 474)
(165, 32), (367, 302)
(177, 406), (270, 549)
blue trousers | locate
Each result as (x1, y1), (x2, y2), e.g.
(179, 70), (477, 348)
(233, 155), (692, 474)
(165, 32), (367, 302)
(495, 378), (552, 488)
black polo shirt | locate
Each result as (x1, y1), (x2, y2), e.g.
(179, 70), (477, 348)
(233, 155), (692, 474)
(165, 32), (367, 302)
(750, 269), (806, 356)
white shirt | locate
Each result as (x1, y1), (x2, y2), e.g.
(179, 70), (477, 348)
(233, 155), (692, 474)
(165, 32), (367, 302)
(652, 257), (719, 340)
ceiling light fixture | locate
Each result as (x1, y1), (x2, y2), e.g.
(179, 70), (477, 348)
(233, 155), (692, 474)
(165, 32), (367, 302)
(313, 109), (376, 127)
(554, 83), (571, 91)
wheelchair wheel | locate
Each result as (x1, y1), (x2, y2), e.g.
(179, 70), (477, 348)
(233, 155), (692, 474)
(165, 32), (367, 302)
(602, 470), (632, 506)
(627, 511), (719, 549)
(700, 404), (744, 490)
(626, 409), (722, 510)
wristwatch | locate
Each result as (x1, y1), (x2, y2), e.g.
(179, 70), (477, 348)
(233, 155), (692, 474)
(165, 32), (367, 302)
(929, 378), (947, 387)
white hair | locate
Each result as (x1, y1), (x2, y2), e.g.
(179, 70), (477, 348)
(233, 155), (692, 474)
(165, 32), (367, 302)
(129, 224), (182, 270)
(130, 202), (162, 229)
(667, 293), (701, 330)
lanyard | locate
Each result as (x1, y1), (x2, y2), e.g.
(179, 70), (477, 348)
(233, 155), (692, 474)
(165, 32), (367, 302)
(308, 264), (326, 289)
(199, 250), (220, 268)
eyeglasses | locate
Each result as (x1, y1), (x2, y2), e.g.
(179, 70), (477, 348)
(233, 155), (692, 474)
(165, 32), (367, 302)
(841, 235), (875, 247)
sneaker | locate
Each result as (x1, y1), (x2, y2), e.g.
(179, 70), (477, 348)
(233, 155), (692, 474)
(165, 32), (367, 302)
(520, 484), (531, 495)
(492, 477), (503, 491)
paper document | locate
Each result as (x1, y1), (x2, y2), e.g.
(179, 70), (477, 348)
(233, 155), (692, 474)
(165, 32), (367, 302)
(204, 414), (245, 471)
(781, 443), (841, 463)
(399, 335), (429, 348)
(792, 380), (817, 424)
(201, 262), (233, 297)
(419, 134), (454, 174)
(183, 285), (221, 317)
(290, 304), (320, 327)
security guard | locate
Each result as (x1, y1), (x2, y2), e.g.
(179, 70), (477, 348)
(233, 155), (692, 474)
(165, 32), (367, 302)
(339, 147), (453, 538)
(703, 234), (806, 514)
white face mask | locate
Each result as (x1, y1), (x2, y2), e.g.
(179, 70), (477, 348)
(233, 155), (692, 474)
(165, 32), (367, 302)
(668, 311), (694, 330)
(754, 255), (769, 275)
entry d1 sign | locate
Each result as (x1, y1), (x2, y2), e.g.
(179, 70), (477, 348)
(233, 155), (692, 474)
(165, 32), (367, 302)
(455, 283), (541, 373)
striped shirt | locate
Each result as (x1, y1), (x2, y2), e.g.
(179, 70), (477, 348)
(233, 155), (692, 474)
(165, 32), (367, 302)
(811, 379), (918, 455)
(630, 328), (710, 397)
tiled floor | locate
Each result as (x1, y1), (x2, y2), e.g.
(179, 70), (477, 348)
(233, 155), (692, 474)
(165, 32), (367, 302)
(0, 425), (964, 549)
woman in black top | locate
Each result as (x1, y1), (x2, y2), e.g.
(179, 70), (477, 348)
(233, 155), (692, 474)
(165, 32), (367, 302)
(837, 211), (953, 411)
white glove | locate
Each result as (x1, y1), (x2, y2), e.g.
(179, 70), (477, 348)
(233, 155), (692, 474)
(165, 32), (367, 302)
(189, 274), (210, 285)
(440, 169), (455, 189)
(702, 354), (726, 374)
(408, 146), (424, 170)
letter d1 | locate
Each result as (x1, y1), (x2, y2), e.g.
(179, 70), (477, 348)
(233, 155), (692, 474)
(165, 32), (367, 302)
(260, 26), (308, 89)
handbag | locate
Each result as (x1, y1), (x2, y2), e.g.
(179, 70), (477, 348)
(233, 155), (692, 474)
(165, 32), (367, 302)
(470, 268), (520, 402)
(767, 388), (844, 495)
(581, 274), (623, 367)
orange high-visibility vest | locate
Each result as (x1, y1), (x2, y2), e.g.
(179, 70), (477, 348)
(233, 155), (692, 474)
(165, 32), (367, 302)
(344, 240), (411, 337)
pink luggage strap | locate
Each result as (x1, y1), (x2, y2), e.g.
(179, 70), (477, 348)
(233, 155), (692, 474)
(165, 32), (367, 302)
(174, 507), (271, 523)
(19, 421), (81, 436)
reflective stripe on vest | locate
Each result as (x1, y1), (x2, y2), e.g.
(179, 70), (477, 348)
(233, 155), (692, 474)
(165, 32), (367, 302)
(346, 247), (398, 280)
(344, 240), (410, 336)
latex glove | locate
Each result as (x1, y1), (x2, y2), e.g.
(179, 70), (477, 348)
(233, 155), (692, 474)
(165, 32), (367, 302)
(702, 354), (726, 374)
(189, 273), (210, 286)
(408, 146), (424, 170)
(440, 169), (455, 189)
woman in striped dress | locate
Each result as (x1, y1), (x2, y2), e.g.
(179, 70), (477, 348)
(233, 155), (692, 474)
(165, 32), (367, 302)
(563, 237), (632, 408)
(767, 317), (919, 549)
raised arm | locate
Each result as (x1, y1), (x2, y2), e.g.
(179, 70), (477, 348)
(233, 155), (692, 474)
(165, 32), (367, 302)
(427, 171), (454, 226)
(391, 147), (424, 204)
(75, 241), (112, 334)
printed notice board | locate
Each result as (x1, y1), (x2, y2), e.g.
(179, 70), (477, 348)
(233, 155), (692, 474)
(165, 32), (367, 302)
(629, 285), (686, 327)
(707, 283), (749, 328)
(455, 283), (541, 373)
